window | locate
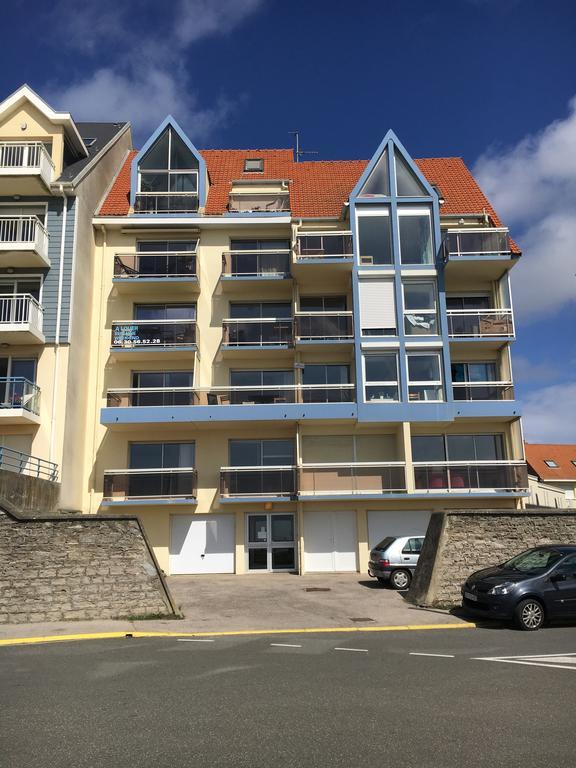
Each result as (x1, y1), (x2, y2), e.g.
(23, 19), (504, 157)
(137, 127), (199, 207)
(299, 296), (346, 312)
(0, 278), (41, 301)
(359, 149), (390, 196)
(446, 295), (491, 310)
(129, 442), (195, 469)
(230, 370), (294, 404)
(359, 279), (396, 336)
(134, 303), (196, 320)
(403, 281), (438, 335)
(572, 461), (576, 467)
(244, 158), (264, 173)
(229, 440), (294, 467)
(137, 240), (198, 253)
(0, 204), (46, 225)
(229, 302), (291, 319)
(364, 353), (399, 402)
(407, 353), (443, 401)
(394, 149), (427, 197)
(411, 434), (504, 462)
(357, 210), (393, 265)
(411, 435), (446, 462)
(452, 361), (500, 401)
(0, 357), (37, 410)
(398, 208), (433, 264)
(131, 371), (193, 406)
(402, 538), (423, 554)
(230, 239), (289, 251)
(544, 460), (559, 468)
(302, 364), (350, 403)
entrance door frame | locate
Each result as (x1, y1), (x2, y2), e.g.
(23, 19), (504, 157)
(245, 511), (297, 572)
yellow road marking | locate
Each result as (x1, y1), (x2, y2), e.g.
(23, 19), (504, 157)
(0, 622), (476, 647)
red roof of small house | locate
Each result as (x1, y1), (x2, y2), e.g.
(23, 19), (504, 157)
(98, 149), (519, 251)
(525, 443), (576, 483)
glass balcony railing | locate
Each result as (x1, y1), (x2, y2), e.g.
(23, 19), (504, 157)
(111, 320), (197, 349)
(0, 377), (40, 414)
(221, 250), (291, 278)
(444, 229), (510, 259)
(105, 384), (356, 408)
(228, 193), (290, 213)
(222, 319), (293, 347)
(452, 382), (514, 401)
(114, 252), (197, 280)
(413, 461), (528, 492)
(296, 233), (354, 260)
(220, 466), (297, 497)
(446, 310), (514, 338)
(299, 463), (406, 495)
(134, 194), (199, 214)
(294, 312), (353, 341)
(103, 468), (197, 500)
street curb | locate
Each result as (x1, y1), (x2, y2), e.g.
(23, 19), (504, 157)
(0, 622), (476, 647)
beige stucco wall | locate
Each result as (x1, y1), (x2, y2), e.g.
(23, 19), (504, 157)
(0, 103), (65, 175)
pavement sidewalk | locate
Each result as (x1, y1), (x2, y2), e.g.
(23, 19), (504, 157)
(0, 573), (471, 642)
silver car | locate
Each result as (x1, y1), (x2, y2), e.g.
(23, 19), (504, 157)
(368, 535), (424, 589)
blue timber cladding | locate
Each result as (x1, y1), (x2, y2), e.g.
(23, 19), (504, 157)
(43, 195), (76, 342)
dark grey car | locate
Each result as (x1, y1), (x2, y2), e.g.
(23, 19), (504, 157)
(462, 545), (576, 630)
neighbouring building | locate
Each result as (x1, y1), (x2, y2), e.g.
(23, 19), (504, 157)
(525, 443), (576, 508)
(84, 116), (528, 576)
(0, 85), (131, 508)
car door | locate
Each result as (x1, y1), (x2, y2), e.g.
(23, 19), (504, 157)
(401, 537), (423, 570)
(544, 554), (576, 617)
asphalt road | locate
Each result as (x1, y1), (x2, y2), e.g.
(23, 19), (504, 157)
(1, 626), (576, 768)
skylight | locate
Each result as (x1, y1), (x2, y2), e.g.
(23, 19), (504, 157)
(83, 138), (97, 148)
(544, 460), (558, 468)
(244, 158), (264, 173)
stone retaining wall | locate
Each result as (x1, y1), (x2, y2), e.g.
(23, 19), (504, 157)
(407, 509), (576, 607)
(0, 507), (178, 623)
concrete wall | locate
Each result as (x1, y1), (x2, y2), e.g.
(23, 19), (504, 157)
(0, 468), (60, 515)
(0, 506), (177, 623)
(408, 509), (576, 607)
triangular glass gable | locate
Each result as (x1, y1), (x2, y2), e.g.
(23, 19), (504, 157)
(359, 148), (389, 196)
(139, 128), (170, 170)
(395, 148), (427, 196)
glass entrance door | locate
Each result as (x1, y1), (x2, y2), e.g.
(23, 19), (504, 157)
(246, 513), (296, 572)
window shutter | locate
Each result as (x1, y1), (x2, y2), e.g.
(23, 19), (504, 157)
(359, 280), (396, 332)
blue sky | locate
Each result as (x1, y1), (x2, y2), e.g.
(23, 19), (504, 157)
(2, 0), (575, 441)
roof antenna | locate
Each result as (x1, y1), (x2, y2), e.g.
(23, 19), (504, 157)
(290, 130), (318, 162)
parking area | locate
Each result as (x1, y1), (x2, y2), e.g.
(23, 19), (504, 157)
(166, 572), (467, 632)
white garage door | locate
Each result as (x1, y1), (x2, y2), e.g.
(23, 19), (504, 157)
(170, 515), (235, 575)
(367, 511), (430, 549)
(304, 511), (357, 572)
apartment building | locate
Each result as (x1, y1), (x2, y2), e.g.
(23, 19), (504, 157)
(0, 86), (131, 508)
(88, 116), (528, 575)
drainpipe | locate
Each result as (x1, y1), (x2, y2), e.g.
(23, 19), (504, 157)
(49, 185), (67, 465)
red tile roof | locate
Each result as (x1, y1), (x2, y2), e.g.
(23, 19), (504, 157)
(525, 444), (576, 483)
(98, 149), (519, 251)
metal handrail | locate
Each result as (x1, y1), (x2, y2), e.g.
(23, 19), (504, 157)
(0, 141), (55, 170)
(222, 317), (292, 323)
(295, 311), (353, 317)
(0, 377), (40, 414)
(446, 308), (513, 315)
(0, 446), (58, 480)
(104, 467), (195, 474)
(301, 461), (405, 468)
(0, 293), (44, 328)
(220, 464), (295, 471)
(0, 215), (48, 242)
(113, 318), (196, 325)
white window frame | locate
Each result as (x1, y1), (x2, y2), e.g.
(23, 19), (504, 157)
(362, 352), (399, 403)
(0, 273), (44, 303)
(397, 206), (434, 265)
(407, 351), (444, 402)
(137, 128), (199, 196)
(402, 280), (438, 336)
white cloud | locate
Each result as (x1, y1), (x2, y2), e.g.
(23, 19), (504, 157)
(474, 98), (576, 324)
(521, 383), (576, 443)
(44, 0), (265, 141)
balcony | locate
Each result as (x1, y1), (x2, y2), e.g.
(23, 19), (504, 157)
(110, 319), (197, 360)
(413, 461), (529, 494)
(452, 382), (514, 401)
(102, 468), (197, 505)
(221, 249), (291, 286)
(221, 318), (294, 356)
(443, 228), (517, 280)
(113, 251), (197, 292)
(0, 216), (50, 268)
(0, 294), (44, 344)
(0, 378), (41, 424)
(228, 192), (290, 214)
(447, 310), (514, 347)
(294, 312), (354, 345)
(134, 193), (199, 214)
(220, 466), (297, 499)
(299, 463), (406, 498)
(0, 142), (54, 194)
(0, 446), (58, 481)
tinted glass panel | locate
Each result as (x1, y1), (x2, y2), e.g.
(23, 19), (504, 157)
(140, 172), (169, 192)
(130, 443), (163, 469)
(139, 129), (169, 169)
(271, 515), (294, 542)
(399, 213), (433, 264)
(170, 130), (198, 169)
(395, 151), (427, 196)
(411, 435), (446, 462)
(360, 149), (389, 196)
(272, 548), (295, 569)
(248, 515), (268, 543)
(249, 548), (268, 570)
(404, 283), (436, 310)
(408, 355), (441, 382)
(358, 215), (393, 265)
(365, 355), (397, 382)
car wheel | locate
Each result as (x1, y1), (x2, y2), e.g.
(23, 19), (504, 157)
(390, 569), (411, 590)
(514, 598), (545, 631)
(376, 577), (387, 585)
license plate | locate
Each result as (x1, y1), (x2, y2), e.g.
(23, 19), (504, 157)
(464, 591), (478, 602)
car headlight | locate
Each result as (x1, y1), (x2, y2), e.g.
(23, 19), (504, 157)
(488, 582), (515, 595)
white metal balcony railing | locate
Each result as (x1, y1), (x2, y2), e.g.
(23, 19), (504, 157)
(0, 377), (40, 414)
(0, 294), (44, 331)
(452, 381), (514, 401)
(0, 445), (58, 481)
(444, 228), (510, 258)
(103, 467), (197, 500)
(413, 461), (528, 493)
(0, 141), (54, 178)
(299, 462), (407, 495)
(0, 215), (49, 253)
(446, 309), (514, 338)
(105, 383), (356, 408)
(294, 312), (354, 340)
(111, 319), (197, 348)
(221, 249), (291, 277)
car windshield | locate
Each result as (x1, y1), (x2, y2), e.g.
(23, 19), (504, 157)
(502, 548), (563, 573)
(373, 537), (395, 552)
